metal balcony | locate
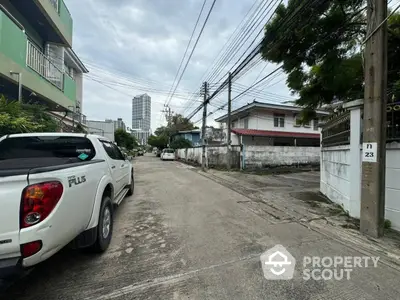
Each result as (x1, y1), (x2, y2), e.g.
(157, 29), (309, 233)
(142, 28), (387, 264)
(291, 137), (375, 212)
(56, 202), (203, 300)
(26, 40), (63, 90)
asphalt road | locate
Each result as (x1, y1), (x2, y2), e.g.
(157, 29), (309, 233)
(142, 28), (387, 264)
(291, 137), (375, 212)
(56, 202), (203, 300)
(2, 155), (400, 299)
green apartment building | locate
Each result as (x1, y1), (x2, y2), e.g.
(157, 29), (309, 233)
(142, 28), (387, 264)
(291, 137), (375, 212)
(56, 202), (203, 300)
(0, 0), (88, 125)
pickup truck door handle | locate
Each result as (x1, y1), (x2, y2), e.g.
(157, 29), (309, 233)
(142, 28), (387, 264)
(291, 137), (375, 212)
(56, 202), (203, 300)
(111, 165), (116, 169)
(121, 164), (125, 167)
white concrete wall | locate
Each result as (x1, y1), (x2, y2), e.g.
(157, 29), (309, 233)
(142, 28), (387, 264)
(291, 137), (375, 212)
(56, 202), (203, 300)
(177, 146), (241, 168)
(321, 143), (400, 231)
(320, 146), (351, 214)
(319, 101), (400, 231)
(385, 143), (400, 231)
(244, 146), (320, 169)
(177, 147), (203, 165)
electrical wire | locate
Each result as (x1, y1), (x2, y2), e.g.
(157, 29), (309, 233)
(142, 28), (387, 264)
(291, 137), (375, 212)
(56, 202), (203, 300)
(180, 0), (267, 114)
(165, 0), (218, 106)
(86, 76), (201, 104)
(164, 0), (207, 106)
(186, 0), (323, 121)
(82, 61), (192, 91)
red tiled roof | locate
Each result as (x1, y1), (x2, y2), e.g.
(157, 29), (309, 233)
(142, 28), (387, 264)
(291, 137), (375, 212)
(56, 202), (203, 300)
(231, 128), (320, 139)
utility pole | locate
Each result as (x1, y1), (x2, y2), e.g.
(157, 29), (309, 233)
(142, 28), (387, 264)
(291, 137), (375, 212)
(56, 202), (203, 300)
(201, 82), (208, 171)
(162, 105), (172, 126)
(360, 0), (388, 238)
(227, 72), (232, 170)
(168, 106), (172, 127)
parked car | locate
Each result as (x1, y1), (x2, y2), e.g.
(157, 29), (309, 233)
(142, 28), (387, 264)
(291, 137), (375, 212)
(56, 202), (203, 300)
(0, 133), (134, 279)
(137, 150), (144, 156)
(156, 149), (162, 157)
(161, 148), (175, 161)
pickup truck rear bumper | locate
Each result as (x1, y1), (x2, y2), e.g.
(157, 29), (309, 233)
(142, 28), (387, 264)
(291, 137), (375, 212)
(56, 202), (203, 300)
(0, 257), (23, 279)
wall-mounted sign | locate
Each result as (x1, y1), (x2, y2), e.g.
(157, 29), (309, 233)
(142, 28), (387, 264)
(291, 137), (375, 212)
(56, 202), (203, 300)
(362, 142), (377, 162)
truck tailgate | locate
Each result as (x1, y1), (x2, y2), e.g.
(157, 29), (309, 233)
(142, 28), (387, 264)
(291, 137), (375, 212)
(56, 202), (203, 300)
(0, 175), (27, 259)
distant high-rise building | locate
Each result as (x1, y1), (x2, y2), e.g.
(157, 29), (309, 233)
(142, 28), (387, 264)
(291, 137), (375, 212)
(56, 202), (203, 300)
(114, 118), (126, 131)
(132, 94), (151, 144)
(132, 94), (151, 131)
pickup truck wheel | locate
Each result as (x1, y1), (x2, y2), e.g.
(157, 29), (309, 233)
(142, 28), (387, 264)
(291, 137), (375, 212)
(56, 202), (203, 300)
(90, 196), (113, 253)
(127, 173), (134, 196)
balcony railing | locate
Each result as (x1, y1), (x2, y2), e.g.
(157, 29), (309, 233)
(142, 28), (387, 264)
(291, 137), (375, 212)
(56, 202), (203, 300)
(26, 40), (64, 90)
(49, 0), (59, 12)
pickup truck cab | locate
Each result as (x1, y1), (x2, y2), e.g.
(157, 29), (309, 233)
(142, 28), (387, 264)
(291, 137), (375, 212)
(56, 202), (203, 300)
(0, 133), (134, 279)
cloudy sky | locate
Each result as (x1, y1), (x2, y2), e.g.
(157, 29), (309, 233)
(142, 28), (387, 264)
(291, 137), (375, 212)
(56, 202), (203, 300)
(65, 0), (294, 131)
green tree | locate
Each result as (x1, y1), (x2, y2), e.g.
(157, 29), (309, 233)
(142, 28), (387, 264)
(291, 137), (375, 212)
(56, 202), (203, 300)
(0, 95), (59, 135)
(154, 126), (169, 137)
(114, 128), (138, 150)
(260, 0), (395, 118)
(169, 114), (197, 133)
(153, 113), (197, 143)
(148, 134), (168, 149)
(169, 137), (193, 149)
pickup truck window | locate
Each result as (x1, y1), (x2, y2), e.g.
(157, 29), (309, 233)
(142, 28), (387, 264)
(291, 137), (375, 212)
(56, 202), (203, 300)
(101, 141), (125, 160)
(0, 136), (96, 160)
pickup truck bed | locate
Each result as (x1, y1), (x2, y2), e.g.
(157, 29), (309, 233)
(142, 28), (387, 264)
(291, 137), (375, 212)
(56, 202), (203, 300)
(0, 133), (134, 279)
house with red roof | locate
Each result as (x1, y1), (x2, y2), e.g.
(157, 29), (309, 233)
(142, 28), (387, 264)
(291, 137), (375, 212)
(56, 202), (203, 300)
(215, 101), (329, 147)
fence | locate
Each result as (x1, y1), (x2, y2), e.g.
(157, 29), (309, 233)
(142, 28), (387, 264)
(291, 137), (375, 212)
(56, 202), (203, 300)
(176, 145), (241, 169)
(321, 110), (350, 147)
(387, 101), (400, 141)
(244, 145), (320, 169)
(320, 99), (400, 231)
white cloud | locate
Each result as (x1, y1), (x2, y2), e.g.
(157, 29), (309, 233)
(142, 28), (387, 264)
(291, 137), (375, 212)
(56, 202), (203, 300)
(65, 0), (293, 131)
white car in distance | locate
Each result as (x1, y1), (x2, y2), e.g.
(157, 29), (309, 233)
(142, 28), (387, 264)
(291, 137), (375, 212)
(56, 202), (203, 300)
(160, 148), (175, 161)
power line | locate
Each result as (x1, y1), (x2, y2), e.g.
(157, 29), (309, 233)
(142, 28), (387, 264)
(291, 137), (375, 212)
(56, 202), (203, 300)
(209, 0), (282, 84)
(206, 0), (277, 84)
(185, 0), (329, 121)
(164, 0), (207, 106)
(180, 0), (265, 115)
(165, 0), (218, 106)
(86, 74), (195, 97)
(86, 76), (202, 104)
(83, 61), (189, 91)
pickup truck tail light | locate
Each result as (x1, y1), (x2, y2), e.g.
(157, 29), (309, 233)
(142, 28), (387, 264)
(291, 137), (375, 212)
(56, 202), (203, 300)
(20, 181), (63, 228)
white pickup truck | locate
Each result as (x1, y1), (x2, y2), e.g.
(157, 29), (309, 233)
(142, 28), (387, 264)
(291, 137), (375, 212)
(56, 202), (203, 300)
(0, 133), (134, 279)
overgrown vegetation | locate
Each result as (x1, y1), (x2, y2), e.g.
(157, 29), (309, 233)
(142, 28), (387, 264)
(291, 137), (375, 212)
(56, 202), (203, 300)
(0, 95), (59, 135)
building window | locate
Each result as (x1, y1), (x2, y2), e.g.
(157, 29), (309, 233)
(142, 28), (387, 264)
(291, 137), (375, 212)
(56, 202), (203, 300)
(232, 121), (236, 128)
(313, 118), (319, 130)
(274, 114), (285, 127)
(244, 118), (249, 129)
